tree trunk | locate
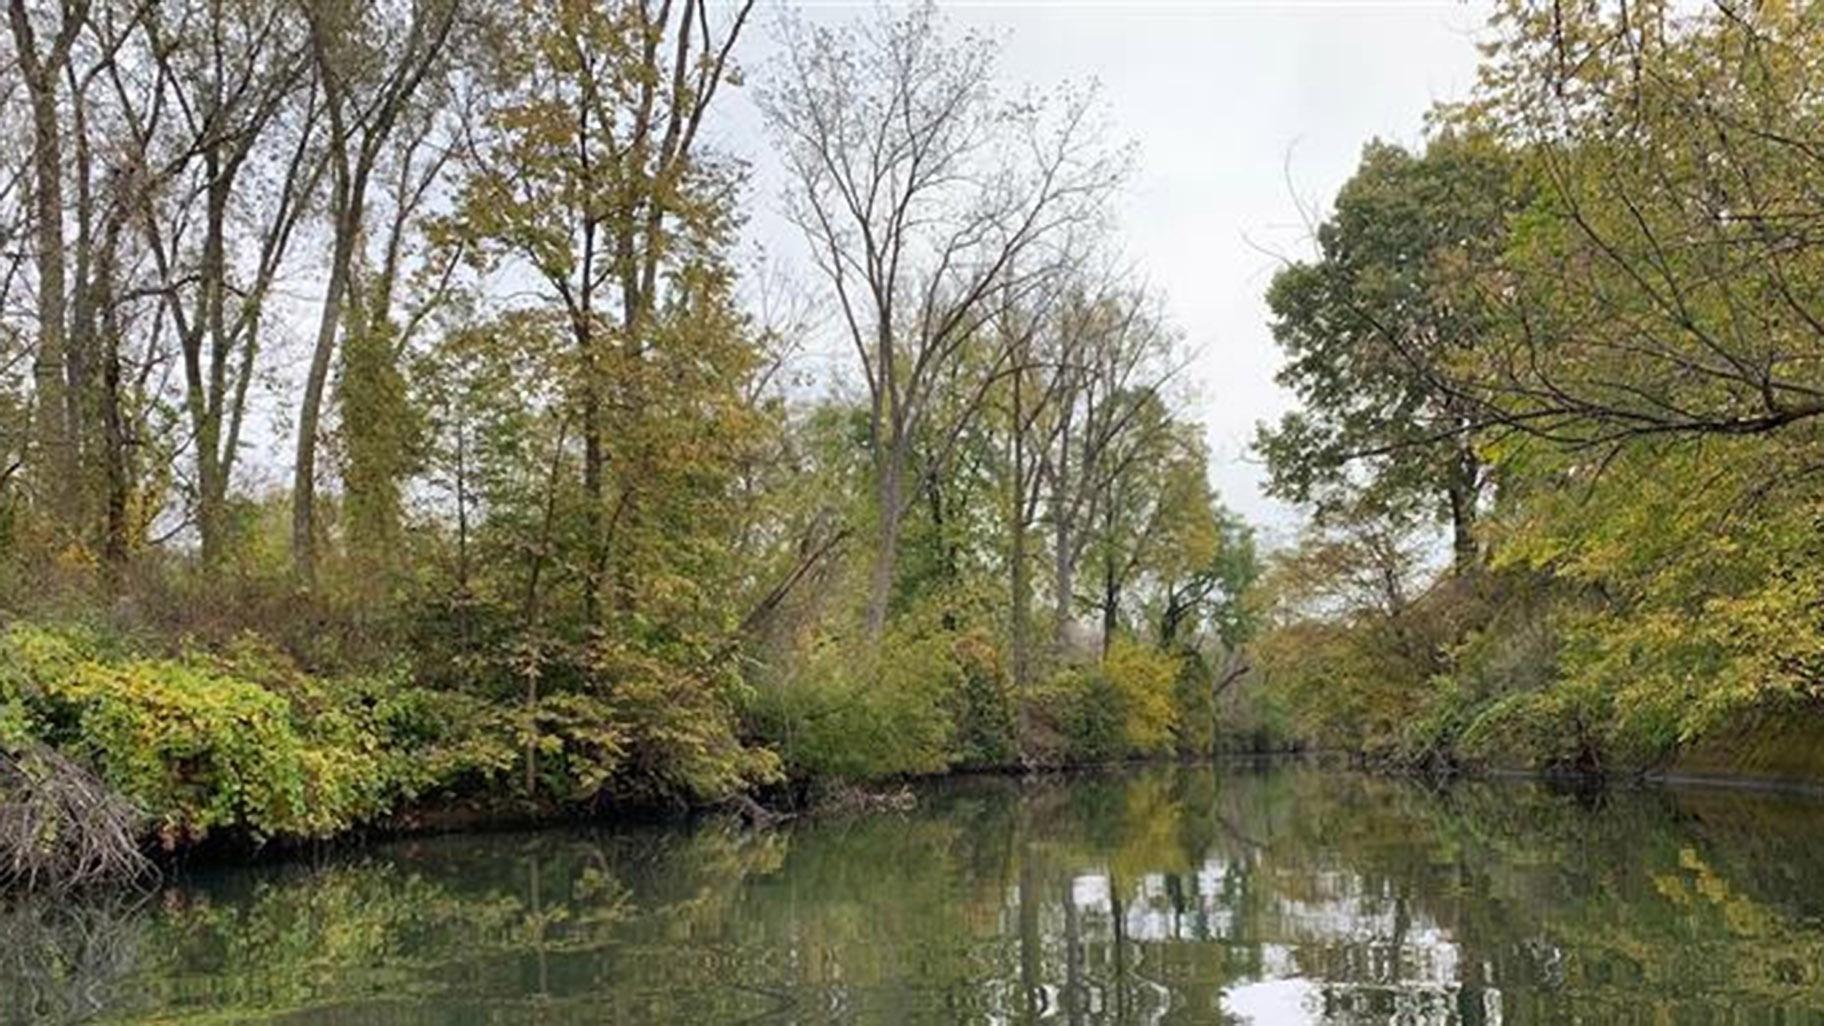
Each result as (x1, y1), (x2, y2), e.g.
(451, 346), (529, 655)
(1051, 413), (1076, 647)
(293, 183), (360, 587)
(864, 444), (907, 639)
(1446, 445), (1480, 573)
(15, 37), (76, 529)
(93, 219), (128, 570)
(1009, 364), (1032, 728)
(1100, 530), (1119, 659)
(581, 357), (603, 622)
(1447, 422), (1482, 573)
(194, 168), (233, 570)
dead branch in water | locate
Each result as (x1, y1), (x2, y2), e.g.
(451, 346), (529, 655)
(0, 746), (153, 892)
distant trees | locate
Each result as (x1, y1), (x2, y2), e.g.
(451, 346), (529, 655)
(759, 3), (1127, 638)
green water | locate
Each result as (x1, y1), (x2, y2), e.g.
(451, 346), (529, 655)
(7, 762), (1824, 1025)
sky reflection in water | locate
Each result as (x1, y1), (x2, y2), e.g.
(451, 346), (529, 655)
(6, 762), (1824, 1025)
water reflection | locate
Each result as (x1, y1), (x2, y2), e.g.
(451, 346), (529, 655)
(5, 763), (1824, 1024)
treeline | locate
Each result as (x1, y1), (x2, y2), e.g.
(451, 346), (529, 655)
(1251, 0), (1824, 777)
(0, 0), (1257, 884)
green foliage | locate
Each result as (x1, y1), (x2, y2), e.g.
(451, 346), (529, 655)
(1101, 638), (1179, 756)
(1169, 650), (1214, 755)
(1026, 639), (1183, 765)
(1253, 2), (1824, 776)
(1257, 133), (1517, 567)
(749, 628), (961, 782)
(947, 630), (1017, 769)
(1031, 667), (1123, 765)
(0, 624), (502, 846)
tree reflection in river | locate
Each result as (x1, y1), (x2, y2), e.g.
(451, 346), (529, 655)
(5, 763), (1824, 1025)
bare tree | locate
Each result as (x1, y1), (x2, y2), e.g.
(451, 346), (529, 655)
(760, 2), (1125, 637)
(6, 0), (89, 529)
(1042, 284), (1179, 648)
(107, 0), (325, 569)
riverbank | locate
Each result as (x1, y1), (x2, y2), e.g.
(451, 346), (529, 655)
(13, 607), (1822, 895)
(0, 615), (1286, 892)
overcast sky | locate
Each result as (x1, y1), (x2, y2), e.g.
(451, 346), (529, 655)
(719, 0), (1493, 545)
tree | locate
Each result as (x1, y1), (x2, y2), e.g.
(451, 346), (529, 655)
(1438, 1), (1824, 453)
(293, 0), (460, 587)
(7, 0), (88, 534)
(759, 2), (1124, 637)
(450, 0), (754, 621)
(1257, 133), (1518, 572)
(1042, 284), (1180, 648)
(117, 0), (324, 570)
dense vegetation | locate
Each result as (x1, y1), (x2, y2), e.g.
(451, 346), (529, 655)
(1251, 0), (1824, 778)
(0, 0), (1259, 885)
(7, 0), (1823, 888)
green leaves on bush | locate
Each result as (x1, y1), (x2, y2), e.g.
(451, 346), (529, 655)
(0, 624), (508, 846)
(749, 629), (961, 781)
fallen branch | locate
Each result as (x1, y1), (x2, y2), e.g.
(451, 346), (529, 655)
(0, 745), (153, 892)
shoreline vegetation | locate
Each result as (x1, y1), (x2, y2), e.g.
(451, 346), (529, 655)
(9, 0), (1824, 893)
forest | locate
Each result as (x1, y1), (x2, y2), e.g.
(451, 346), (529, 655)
(2, 0), (1823, 889)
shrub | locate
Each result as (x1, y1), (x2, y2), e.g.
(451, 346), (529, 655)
(1103, 639), (1181, 757)
(1170, 650), (1215, 756)
(1057, 668), (1123, 763)
(749, 629), (959, 781)
(0, 623), (507, 848)
(572, 636), (781, 803)
(947, 630), (1017, 768)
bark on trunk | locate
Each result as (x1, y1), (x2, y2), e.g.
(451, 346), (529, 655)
(1010, 366), (1032, 716)
(292, 216), (355, 586)
(1447, 440), (1481, 573)
(14, 23), (76, 527)
(864, 445), (907, 639)
(293, 169), (362, 586)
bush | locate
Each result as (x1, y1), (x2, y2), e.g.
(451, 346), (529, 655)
(748, 628), (960, 781)
(947, 631), (1017, 768)
(1047, 667), (1123, 763)
(1103, 639), (1180, 757)
(570, 636), (781, 803)
(1027, 640), (1182, 765)
(1170, 650), (1215, 756)
(0, 623), (508, 848)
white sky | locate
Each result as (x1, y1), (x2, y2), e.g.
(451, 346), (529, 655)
(719, 0), (1493, 544)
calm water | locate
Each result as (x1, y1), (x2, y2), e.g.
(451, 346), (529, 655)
(7, 762), (1824, 1025)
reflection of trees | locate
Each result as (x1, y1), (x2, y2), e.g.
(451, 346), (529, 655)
(0, 894), (149, 1025)
(6, 769), (1824, 1024)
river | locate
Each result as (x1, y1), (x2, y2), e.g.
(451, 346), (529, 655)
(6, 761), (1823, 1024)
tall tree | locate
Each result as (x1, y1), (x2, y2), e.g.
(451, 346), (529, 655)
(760, 2), (1123, 637)
(451, 0), (755, 621)
(1256, 133), (1517, 571)
(1042, 284), (1179, 647)
(116, 0), (324, 569)
(6, 0), (88, 532)
(293, 0), (459, 586)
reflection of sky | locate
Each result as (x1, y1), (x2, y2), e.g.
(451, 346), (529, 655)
(1225, 978), (1318, 1024)
(1023, 857), (1493, 1024)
